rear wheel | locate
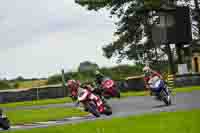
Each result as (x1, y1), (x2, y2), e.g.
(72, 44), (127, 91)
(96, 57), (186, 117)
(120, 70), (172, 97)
(103, 104), (112, 116)
(0, 118), (10, 130)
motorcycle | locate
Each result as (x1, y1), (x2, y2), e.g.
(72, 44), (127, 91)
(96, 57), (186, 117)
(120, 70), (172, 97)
(99, 77), (121, 99)
(148, 76), (172, 106)
(0, 109), (10, 130)
(77, 88), (112, 117)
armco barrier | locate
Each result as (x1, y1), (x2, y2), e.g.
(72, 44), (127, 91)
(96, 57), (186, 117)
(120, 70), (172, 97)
(175, 73), (200, 87)
(120, 75), (145, 91)
(0, 84), (67, 104)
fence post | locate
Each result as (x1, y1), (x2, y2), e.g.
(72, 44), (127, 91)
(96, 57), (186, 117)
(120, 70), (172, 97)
(36, 87), (39, 100)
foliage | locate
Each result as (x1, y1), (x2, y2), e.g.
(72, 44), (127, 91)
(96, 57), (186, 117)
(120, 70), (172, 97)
(47, 74), (62, 85)
(78, 61), (99, 72)
(0, 80), (12, 90)
(47, 64), (169, 85)
(13, 82), (20, 89)
(47, 65), (143, 84)
(75, 0), (200, 64)
(15, 76), (25, 81)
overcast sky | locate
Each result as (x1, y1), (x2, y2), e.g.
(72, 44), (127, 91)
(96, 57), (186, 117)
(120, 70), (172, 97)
(0, 0), (133, 79)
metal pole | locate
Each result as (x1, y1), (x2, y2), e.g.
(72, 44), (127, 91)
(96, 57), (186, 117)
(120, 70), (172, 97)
(166, 43), (175, 74)
(36, 87), (39, 100)
(166, 43), (176, 89)
(61, 69), (67, 97)
(176, 45), (183, 64)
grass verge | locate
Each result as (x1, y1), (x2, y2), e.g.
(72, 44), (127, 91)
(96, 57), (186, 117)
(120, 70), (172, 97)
(175, 86), (200, 93)
(0, 97), (72, 109)
(5, 109), (200, 133)
(5, 107), (87, 125)
(0, 86), (200, 109)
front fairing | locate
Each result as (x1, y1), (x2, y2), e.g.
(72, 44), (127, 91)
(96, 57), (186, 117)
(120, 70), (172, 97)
(77, 89), (90, 102)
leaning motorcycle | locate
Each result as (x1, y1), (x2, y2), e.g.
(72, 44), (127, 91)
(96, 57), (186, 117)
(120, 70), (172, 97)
(0, 109), (10, 130)
(148, 76), (172, 106)
(77, 89), (112, 117)
(99, 77), (121, 99)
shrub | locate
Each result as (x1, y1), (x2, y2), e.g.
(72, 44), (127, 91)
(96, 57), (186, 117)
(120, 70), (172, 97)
(13, 82), (20, 89)
(47, 64), (169, 85)
(0, 81), (12, 90)
(47, 74), (62, 85)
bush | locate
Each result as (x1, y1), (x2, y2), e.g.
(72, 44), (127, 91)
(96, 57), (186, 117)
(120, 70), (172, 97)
(0, 81), (12, 90)
(47, 65), (146, 85)
(13, 82), (20, 89)
(46, 63), (169, 85)
(47, 74), (62, 85)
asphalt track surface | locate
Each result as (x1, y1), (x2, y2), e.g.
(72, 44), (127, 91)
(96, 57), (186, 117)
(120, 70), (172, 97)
(1, 91), (200, 131)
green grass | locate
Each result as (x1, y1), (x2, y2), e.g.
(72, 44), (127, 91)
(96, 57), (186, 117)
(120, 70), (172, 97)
(5, 107), (87, 125)
(121, 91), (148, 97)
(175, 86), (200, 93)
(18, 80), (48, 89)
(0, 86), (200, 109)
(0, 97), (72, 109)
(10, 80), (48, 89)
(5, 109), (200, 133)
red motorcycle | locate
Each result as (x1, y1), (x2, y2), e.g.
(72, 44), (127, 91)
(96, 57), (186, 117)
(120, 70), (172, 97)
(77, 88), (112, 117)
(100, 77), (121, 99)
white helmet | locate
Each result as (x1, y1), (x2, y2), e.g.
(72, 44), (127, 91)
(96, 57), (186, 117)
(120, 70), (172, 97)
(95, 70), (100, 75)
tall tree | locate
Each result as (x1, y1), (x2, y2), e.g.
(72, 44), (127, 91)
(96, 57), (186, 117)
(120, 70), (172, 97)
(75, 0), (199, 63)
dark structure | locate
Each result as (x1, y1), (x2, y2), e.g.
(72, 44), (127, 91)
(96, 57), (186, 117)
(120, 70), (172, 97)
(167, 6), (192, 44)
(175, 73), (200, 87)
(191, 40), (200, 73)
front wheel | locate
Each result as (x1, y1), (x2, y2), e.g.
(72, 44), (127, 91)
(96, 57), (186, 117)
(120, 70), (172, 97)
(103, 104), (112, 116)
(163, 95), (171, 105)
(115, 89), (121, 98)
(160, 88), (172, 106)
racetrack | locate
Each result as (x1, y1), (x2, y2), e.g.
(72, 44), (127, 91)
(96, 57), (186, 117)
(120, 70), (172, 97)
(1, 91), (200, 131)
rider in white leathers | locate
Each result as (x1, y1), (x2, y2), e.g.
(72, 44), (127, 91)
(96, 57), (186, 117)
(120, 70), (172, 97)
(67, 79), (104, 113)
